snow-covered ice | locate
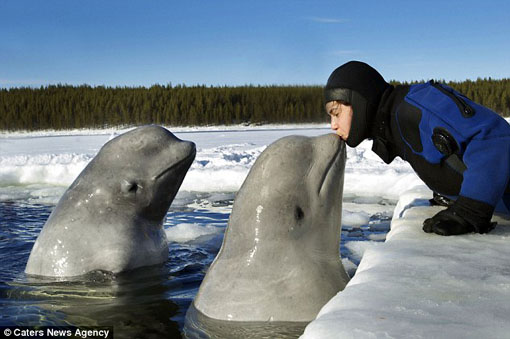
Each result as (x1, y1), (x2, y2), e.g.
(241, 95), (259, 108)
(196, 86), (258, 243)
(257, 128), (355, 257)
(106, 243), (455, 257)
(0, 124), (422, 205)
(165, 223), (224, 243)
(302, 185), (510, 339)
(0, 124), (341, 203)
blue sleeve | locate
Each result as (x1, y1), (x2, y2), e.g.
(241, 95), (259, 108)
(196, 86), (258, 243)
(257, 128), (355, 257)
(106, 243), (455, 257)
(461, 136), (510, 206)
(405, 83), (510, 207)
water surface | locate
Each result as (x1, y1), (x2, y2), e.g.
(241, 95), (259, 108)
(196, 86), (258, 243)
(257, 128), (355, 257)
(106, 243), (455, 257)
(0, 192), (393, 338)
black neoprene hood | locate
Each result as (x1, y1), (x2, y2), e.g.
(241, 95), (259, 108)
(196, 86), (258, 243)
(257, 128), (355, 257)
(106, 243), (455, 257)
(325, 61), (390, 147)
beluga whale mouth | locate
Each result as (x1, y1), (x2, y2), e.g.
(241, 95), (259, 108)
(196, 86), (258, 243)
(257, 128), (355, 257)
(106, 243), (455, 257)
(153, 147), (196, 181)
(191, 133), (349, 324)
(318, 135), (345, 196)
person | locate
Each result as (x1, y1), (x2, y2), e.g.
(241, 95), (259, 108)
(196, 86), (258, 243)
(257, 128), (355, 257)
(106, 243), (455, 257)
(324, 60), (510, 236)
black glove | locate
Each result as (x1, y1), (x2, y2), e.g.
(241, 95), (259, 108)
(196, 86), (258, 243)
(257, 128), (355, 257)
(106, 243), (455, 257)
(423, 196), (496, 236)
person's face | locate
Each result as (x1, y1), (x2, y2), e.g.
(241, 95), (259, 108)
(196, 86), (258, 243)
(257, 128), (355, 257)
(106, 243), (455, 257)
(325, 101), (353, 141)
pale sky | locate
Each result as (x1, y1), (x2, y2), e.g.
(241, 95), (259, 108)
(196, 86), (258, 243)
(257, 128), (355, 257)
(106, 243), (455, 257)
(1, 0), (509, 88)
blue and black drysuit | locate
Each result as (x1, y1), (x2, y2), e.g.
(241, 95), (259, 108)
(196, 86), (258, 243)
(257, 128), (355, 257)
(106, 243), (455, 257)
(325, 61), (510, 235)
(371, 81), (510, 233)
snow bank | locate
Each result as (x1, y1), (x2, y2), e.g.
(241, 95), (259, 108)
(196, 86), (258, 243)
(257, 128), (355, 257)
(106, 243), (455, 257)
(0, 153), (92, 186)
(344, 141), (421, 200)
(181, 144), (265, 192)
(0, 127), (421, 204)
(302, 185), (510, 339)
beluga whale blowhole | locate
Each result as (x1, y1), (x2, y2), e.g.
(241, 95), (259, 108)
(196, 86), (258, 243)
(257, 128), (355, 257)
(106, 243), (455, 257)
(25, 125), (196, 278)
(192, 133), (349, 323)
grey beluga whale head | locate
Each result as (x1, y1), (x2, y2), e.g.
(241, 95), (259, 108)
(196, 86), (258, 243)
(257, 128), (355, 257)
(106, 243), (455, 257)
(25, 125), (196, 278)
(192, 133), (349, 323)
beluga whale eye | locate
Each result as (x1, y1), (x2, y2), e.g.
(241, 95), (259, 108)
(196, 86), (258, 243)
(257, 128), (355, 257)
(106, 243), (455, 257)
(121, 180), (139, 194)
(294, 206), (305, 220)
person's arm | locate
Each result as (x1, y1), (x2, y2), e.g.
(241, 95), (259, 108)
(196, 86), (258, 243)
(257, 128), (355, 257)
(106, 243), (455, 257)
(424, 134), (510, 235)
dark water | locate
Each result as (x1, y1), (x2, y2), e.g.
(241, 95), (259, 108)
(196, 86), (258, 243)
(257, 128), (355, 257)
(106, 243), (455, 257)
(0, 193), (393, 339)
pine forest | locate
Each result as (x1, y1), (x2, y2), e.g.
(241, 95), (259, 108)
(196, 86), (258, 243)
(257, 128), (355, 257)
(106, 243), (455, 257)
(1, 78), (510, 131)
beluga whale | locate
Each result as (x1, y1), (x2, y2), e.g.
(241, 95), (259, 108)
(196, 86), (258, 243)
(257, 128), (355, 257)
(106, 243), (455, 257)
(25, 125), (196, 278)
(192, 133), (349, 323)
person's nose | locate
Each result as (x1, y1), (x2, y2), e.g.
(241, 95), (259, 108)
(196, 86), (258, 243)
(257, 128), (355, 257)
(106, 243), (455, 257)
(330, 115), (338, 130)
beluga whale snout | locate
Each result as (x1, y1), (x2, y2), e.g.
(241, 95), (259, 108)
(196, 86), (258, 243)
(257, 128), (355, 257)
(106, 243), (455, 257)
(192, 133), (349, 323)
(25, 125), (196, 278)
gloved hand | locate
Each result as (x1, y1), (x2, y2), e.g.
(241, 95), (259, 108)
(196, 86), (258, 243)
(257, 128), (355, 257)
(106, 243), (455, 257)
(423, 196), (496, 236)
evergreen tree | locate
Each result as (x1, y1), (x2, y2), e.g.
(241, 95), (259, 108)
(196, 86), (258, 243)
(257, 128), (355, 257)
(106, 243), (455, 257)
(1, 79), (510, 131)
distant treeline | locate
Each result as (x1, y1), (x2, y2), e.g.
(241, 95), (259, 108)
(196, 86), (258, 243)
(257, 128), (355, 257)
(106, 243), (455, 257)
(1, 79), (510, 131)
